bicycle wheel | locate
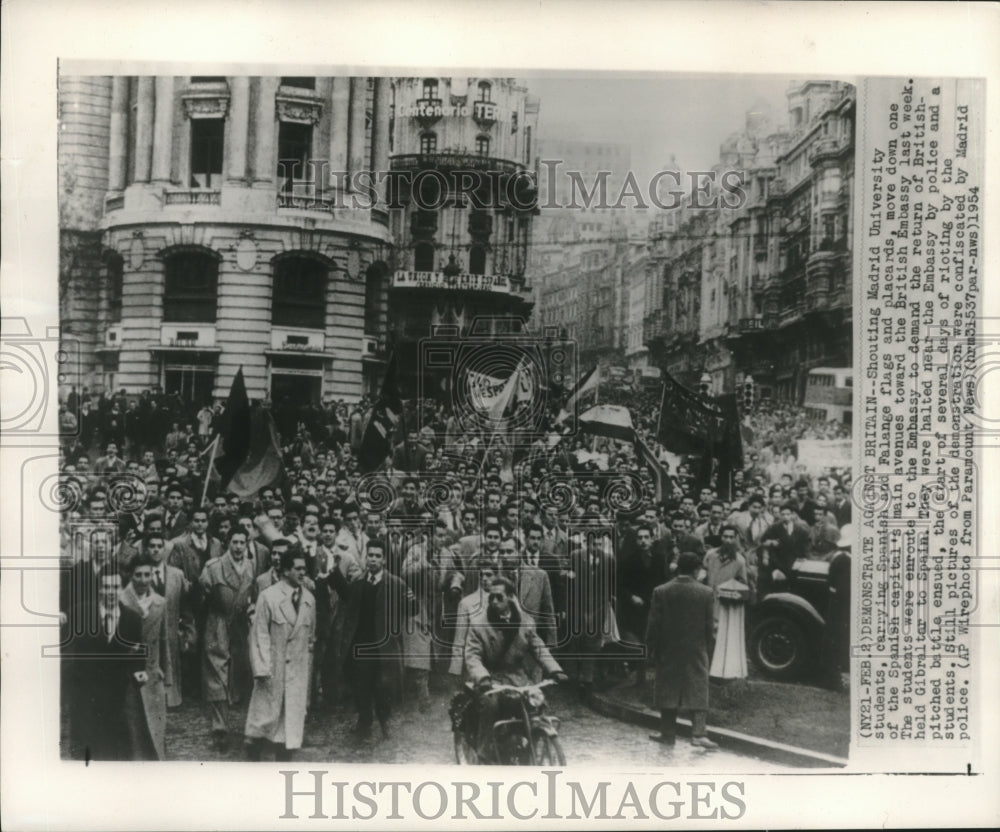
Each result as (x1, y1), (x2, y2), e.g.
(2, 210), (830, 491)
(531, 730), (566, 766)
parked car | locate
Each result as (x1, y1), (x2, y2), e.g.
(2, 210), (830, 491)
(749, 557), (832, 680)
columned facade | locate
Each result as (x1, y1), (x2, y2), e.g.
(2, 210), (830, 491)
(61, 74), (394, 405)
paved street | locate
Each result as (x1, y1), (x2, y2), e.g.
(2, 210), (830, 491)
(156, 685), (786, 770)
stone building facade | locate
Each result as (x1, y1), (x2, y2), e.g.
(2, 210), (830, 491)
(644, 81), (855, 406)
(386, 77), (540, 394)
(59, 74), (395, 404)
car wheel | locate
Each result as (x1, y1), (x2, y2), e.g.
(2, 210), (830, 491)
(750, 615), (810, 679)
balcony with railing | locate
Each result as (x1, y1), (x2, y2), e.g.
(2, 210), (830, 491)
(411, 97), (444, 125)
(778, 276), (806, 326)
(808, 135), (851, 166)
(164, 189), (222, 206)
(391, 152), (527, 177)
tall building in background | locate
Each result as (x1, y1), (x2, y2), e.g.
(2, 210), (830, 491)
(532, 139), (641, 375)
(531, 138), (632, 275)
(59, 75), (395, 404)
(644, 80), (855, 408)
(387, 77), (540, 394)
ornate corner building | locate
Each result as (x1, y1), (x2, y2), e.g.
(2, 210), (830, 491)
(59, 75), (394, 405)
(386, 77), (540, 394)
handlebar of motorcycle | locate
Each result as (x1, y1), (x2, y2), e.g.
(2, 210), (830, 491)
(478, 678), (558, 696)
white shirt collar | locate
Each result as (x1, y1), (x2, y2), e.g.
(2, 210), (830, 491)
(136, 590), (154, 614)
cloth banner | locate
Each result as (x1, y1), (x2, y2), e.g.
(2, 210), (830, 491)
(577, 404), (635, 443)
(796, 438), (852, 473)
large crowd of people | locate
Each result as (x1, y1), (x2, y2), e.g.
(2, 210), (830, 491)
(59, 380), (853, 762)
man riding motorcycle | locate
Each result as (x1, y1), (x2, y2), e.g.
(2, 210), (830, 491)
(462, 576), (568, 761)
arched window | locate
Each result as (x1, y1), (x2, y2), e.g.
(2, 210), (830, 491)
(414, 242), (435, 272)
(475, 135), (490, 157)
(162, 251), (218, 323)
(420, 132), (437, 155)
(272, 256), (327, 329)
(477, 81), (492, 102)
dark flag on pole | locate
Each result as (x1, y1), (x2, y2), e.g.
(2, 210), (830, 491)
(359, 353), (404, 473)
(210, 367), (284, 498)
(656, 371), (723, 454)
(227, 407), (284, 497)
(215, 368), (252, 487)
(656, 372), (743, 499)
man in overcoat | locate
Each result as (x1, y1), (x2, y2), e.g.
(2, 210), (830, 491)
(245, 550), (316, 761)
(448, 556), (498, 681)
(199, 527), (256, 751)
(62, 568), (143, 760)
(645, 551), (719, 749)
(120, 552), (170, 759)
(329, 539), (411, 739)
(168, 508), (222, 584)
(146, 533), (194, 707)
(617, 524), (668, 679)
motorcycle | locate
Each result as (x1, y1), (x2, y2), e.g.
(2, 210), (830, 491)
(449, 678), (566, 765)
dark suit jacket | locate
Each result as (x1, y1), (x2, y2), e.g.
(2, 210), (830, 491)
(832, 499), (852, 528)
(63, 603), (145, 760)
(760, 521), (811, 573)
(791, 498), (818, 527)
(329, 569), (411, 661)
(163, 510), (190, 541)
(617, 542), (668, 640)
(169, 533), (222, 585)
(662, 531), (706, 571)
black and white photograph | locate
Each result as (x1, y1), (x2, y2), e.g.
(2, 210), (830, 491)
(53, 69), (855, 769)
(2, 2), (998, 829)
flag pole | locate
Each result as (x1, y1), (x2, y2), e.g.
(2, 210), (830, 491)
(200, 435), (220, 507)
(656, 380), (665, 437)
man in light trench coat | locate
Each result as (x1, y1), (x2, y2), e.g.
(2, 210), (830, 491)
(199, 527), (255, 751)
(645, 551), (720, 749)
(244, 549), (316, 761)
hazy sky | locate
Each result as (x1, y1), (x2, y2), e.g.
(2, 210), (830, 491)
(523, 74), (808, 178)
